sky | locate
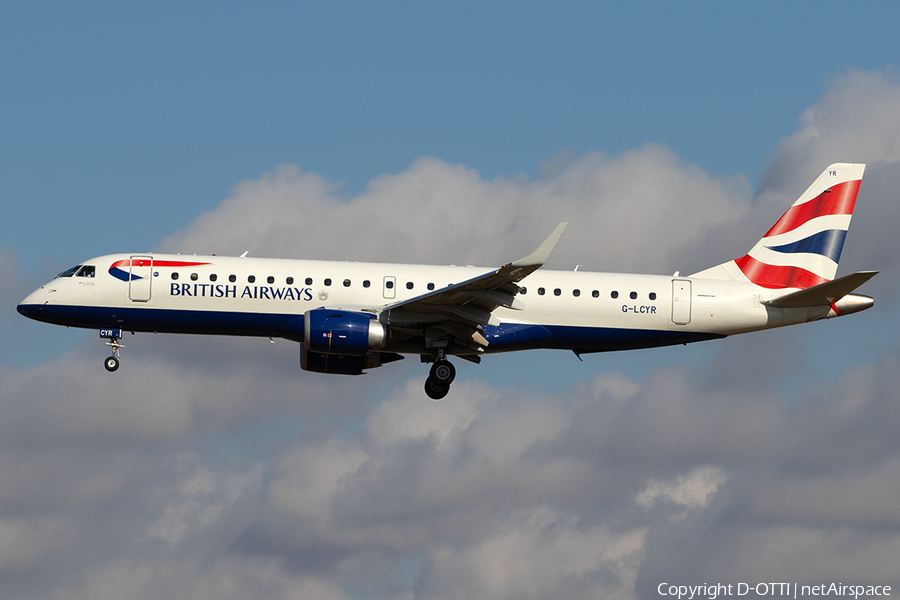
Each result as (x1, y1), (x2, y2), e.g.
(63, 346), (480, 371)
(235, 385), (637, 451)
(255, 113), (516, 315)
(2, 2), (900, 599)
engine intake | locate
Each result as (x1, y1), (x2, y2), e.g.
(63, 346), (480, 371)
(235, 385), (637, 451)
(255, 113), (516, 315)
(304, 309), (386, 356)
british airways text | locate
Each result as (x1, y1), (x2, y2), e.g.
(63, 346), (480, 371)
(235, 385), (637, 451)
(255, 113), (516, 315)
(170, 283), (314, 301)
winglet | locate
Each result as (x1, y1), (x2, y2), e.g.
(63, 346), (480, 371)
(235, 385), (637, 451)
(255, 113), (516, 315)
(510, 222), (568, 268)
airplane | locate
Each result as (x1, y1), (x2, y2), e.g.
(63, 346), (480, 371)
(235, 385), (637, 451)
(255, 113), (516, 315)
(18, 163), (877, 399)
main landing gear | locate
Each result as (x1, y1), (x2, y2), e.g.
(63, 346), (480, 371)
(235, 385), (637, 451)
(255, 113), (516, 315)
(100, 329), (124, 372)
(424, 358), (456, 400)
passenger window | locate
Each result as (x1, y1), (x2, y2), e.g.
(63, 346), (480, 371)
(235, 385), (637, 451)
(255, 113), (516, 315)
(324, 278), (332, 286)
(171, 272), (179, 281)
(229, 274), (236, 283)
(286, 277), (294, 285)
(305, 277), (313, 285)
(611, 291), (619, 299)
(343, 279), (351, 287)
(248, 275), (256, 283)
(210, 274), (217, 282)
(573, 289), (580, 297)
(386, 280), (394, 289)
(630, 291), (637, 300)
(592, 290), (599, 298)
(649, 292), (657, 300)
(267, 276), (275, 284)
(427, 283), (435, 291)
(76, 266), (95, 278)
(520, 287), (527, 295)
(406, 282), (414, 290)
(554, 288), (561, 296)
(363, 280), (371, 288)
(190, 273), (198, 281)
(538, 287), (545, 296)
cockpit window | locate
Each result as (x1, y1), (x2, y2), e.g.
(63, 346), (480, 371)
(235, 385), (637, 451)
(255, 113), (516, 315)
(75, 266), (95, 278)
(57, 265), (82, 278)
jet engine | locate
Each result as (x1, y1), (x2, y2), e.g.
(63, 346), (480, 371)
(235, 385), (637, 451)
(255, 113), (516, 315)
(303, 308), (386, 355)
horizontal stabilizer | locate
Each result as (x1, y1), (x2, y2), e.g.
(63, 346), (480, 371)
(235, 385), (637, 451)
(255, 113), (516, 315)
(761, 271), (878, 308)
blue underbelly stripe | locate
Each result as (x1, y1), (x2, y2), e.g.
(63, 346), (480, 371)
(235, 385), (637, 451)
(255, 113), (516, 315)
(19, 304), (724, 353)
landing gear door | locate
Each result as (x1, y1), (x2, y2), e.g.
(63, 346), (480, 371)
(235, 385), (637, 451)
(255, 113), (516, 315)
(671, 279), (691, 325)
(129, 256), (153, 302)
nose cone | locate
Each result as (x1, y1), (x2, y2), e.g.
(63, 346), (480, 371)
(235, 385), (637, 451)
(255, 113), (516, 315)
(17, 303), (38, 319)
(17, 289), (47, 321)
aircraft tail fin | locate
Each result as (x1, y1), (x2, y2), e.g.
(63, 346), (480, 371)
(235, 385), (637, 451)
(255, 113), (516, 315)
(691, 163), (866, 289)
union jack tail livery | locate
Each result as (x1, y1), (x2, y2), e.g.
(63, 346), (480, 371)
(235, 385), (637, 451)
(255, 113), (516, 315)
(693, 163), (865, 290)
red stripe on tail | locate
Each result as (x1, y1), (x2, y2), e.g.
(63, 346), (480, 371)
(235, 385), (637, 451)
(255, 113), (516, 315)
(735, 255), (829, 289)
(764, 180), (860, 237)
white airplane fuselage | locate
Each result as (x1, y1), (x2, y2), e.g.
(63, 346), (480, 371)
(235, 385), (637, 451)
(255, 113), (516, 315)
(17, 164), (877, 398)
(17, 253), (865, 353)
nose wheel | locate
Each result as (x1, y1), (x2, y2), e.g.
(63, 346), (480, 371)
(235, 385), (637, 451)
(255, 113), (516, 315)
(424, 359), (456, 400)
(100, 329), (124, 372)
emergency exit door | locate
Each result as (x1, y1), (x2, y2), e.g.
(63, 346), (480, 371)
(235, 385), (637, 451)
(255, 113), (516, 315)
(383, 276), (396, 299)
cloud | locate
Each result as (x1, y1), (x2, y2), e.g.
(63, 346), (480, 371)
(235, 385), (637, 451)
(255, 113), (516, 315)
(759, 69), (900, 283)
(244, 345), (900, 596)
(158, 144), (751, 276)
(635, 466), (728, 513)
(5, 350), (900, 597)
(762, 69), (900, 194)
(416, 508), (646, 600)
(146, 453), (262, 546)
(154, 75), (900, 294)
(75, 558), (351, 600)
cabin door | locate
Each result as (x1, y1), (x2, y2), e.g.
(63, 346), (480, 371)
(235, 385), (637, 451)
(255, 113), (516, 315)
(129, 256), (153, 302)
(671, 279), (691, 325)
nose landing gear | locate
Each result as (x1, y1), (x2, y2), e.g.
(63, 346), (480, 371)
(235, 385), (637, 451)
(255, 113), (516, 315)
(100, 329), (123, 372)
(424, 358), (456, 400)
(104, 355), (120, 372)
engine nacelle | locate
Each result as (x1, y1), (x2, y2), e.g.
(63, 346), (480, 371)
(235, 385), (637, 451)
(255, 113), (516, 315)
(300, 345), (369, 374)
(300, 344), (404, 375)
(303, 309), (386, 356)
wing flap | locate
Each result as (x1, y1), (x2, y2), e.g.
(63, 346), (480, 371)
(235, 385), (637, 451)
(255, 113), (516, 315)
(383, 222), (567, 318)
(379, 223), (567, 352)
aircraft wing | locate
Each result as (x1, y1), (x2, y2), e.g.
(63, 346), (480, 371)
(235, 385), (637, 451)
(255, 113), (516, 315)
(761, 271), (878, 308)
(379, 223), (567, 352)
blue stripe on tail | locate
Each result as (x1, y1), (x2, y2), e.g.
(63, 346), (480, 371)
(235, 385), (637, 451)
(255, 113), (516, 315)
(768, 229), (847, 263)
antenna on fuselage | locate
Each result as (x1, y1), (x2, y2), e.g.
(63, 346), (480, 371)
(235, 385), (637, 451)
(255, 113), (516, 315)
(240, 251), (249, 258)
